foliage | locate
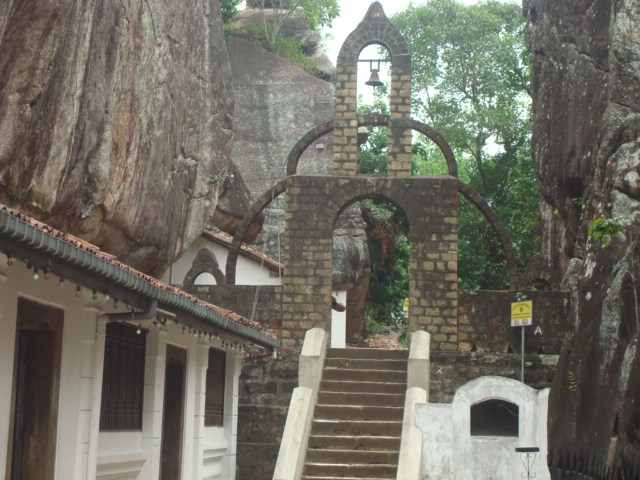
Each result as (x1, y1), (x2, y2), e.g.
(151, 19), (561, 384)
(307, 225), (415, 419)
(394, 0), (538, 290)
(358, 95), (390, 176)
(361, 200), (410, 330)
(228, 23), (321, 76)
(588, 217), (627, 247)
(357, 0), (537, 329)
(221, 0), (242, 24)
(249, 0), (339, 49)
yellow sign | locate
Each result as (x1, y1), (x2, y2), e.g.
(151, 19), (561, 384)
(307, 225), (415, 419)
(511, 300), (533, 327)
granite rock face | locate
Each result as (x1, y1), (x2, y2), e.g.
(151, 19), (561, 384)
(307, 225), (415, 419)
(0, 0), (237, 275)
(525, 0), (640, 460)
(227, 35), (368, 289)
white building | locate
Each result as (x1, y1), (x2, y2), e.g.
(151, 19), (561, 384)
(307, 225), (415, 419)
(0, 206), (278, 480)
(165, 230), (348, 348)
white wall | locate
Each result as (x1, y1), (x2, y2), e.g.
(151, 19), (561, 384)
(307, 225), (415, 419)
(416, 376), (551, 480)
(330, 291), (347, 348)
(0, 254), (243, 480)
(164, 237), (282, 286)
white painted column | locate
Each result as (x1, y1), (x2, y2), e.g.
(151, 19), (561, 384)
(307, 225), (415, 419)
(142, 327), (167, 480)
(72, 304), (105, 480)
(85, 316), (107, 480)
(192, 344), (209, 479)
(0, 255), (17, 480)
(224, 352), (242, 480)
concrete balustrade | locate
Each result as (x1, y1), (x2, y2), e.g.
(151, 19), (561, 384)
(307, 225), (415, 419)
(397, 330), (430, 480)
(273, 328), (327, 480)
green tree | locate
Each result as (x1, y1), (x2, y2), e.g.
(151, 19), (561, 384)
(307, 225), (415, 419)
(249, 0), (339, 49)
(221, 0), (241, 24)
(394, 0), (538, 289)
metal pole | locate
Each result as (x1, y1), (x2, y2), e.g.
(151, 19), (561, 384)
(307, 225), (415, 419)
(521, 326), (525, 383)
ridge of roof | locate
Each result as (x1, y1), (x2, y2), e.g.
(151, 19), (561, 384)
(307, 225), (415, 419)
(203, 229), (283, 274)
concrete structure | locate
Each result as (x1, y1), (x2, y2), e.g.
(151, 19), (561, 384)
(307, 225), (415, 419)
(168, 231), (348, 348)
(397, 331), (430, 480)
(416, 376), (551, 480)
(0, 206), (277, 480)
(164, 230), (283, 288)
(273, 328), (327, 480)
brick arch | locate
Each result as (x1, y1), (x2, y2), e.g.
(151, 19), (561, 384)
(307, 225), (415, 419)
(286, 115), (458, 177)
(333, 192), (409, 232)
(224, 179), (288, 285)
(337, 2), (410, 73)
(183, 248), (225, 289)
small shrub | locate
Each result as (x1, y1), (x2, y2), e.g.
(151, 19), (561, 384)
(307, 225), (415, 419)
(588, 217), (628, 247)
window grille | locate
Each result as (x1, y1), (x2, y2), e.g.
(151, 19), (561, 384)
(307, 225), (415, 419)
(99, 323), (147, 431)
(204, 348), (226, 427)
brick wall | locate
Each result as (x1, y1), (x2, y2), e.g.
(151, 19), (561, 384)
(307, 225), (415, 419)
(281, 175), (459, 350)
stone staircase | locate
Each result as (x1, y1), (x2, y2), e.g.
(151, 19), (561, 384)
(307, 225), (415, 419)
(302, 347), (408, 480)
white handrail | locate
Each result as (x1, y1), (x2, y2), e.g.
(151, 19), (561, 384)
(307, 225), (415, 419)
(273, 328), (327, 480)
(396, 330), (430, 480)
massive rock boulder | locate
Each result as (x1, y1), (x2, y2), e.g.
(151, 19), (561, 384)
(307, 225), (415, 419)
(227, 34), (369, 294)
(0, 0), (238, 275)
(525, 0), (640, 461)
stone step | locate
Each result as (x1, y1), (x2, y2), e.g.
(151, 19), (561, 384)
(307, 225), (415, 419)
(315, 404), (404, 421)
(327, 348), (407, 360)
(320, 380), (406, 394)
(306, 449), (399, 465)
(323, 367), (406, 383)
(309, 435), (401, 451)
(324, 357), (407, 371)
(311, 419), (402, 436)
(304, 462), (397, 478)
(318, 391), (405, 407)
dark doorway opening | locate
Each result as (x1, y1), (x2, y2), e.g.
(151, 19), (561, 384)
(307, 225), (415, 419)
(470, 399), (519, 437)
(10, 298), (64, 480)
(160, 345), (187, 480)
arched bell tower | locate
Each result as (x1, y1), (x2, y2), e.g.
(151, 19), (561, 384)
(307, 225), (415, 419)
(276, 3), (460, 351)
(333, 2), (413, 176)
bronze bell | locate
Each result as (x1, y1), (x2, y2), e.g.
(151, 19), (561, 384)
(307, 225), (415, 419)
(366, 69), (384, 88)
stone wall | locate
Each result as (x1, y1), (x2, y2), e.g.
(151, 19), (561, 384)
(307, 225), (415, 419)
(237, 351), (559, 480)
(430, 352), (559, 403)
(458, 291), (571, 354)
(189, 285), (282, 329)
(281, 175), (459, 350)
(237, 354), (298, 480)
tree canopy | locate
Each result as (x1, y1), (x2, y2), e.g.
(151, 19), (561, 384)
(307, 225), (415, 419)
(394, 0), (538, 290)
(356, 0), (539, 332)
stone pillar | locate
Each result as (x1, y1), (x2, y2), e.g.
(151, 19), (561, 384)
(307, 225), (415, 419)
(280, 178), (334, 349)
(332, 64), (359, 176)
(408, 192), (459, 351)
(388, 69), (412, 177)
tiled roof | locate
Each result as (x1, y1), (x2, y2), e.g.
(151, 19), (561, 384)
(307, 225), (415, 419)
(0, 205), (278, 349)
(203, 229), (283, 275)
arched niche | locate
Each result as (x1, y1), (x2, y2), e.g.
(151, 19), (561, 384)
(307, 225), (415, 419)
(470, 399), (519, 437)
(183, 249), (225, 290)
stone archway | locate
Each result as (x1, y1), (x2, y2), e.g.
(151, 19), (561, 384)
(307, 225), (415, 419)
(184, 248), (225, 289)
(278, 175), (459, 350)
(283, 114), (517, 279)
(225, 179), (288, 285)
